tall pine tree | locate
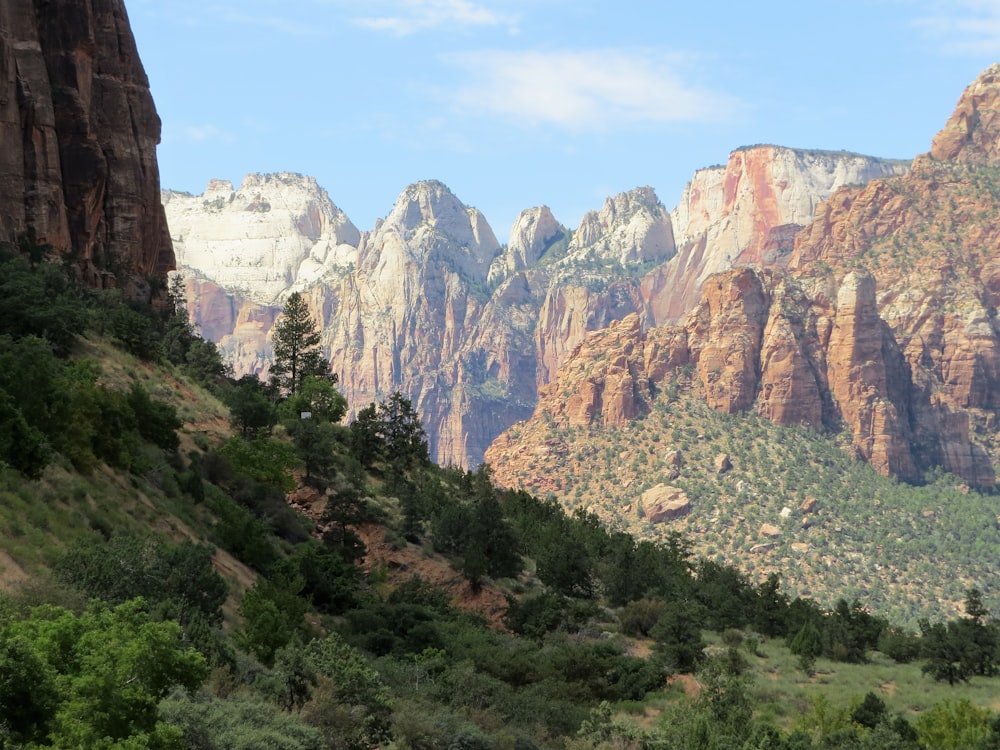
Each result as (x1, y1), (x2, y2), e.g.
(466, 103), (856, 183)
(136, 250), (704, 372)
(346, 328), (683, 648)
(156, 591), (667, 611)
(270, 292), (331, 397)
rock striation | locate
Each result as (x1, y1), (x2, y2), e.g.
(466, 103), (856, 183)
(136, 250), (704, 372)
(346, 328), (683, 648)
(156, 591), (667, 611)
(489, 66), (1000, 489)
(0, 0), (173, 291)
(171, 149), (898, 468)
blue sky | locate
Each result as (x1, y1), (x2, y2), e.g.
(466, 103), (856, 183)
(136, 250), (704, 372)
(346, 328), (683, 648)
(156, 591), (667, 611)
(128, 0), (1000, 242)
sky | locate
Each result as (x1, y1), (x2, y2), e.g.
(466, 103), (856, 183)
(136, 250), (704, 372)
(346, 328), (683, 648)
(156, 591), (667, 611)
(128, 0), (1000, 243)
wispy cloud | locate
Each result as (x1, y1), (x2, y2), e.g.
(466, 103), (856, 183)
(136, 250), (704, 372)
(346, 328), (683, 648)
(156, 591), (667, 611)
(354, 0), (519, 36)
(219, 11), (325, 36)
(442, 49), (740, 130)
(164, 123), (236, 144)
(911, 0), (1000, 54)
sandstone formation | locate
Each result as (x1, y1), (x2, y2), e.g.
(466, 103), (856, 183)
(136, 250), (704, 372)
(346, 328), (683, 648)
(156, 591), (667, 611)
(642, 147), (908, 323)
(639, 484), (691, 523)
(0, 0), (173, 291)
(488, 66), (1000, 489)
(172, 147), (898, 467)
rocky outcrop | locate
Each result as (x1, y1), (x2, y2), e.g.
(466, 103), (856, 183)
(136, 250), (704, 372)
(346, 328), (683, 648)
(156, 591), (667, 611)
(640, 484), (691, 523)
(0, 0), (173, 291)
(489, 66), (1000, 489)
(488, 206), (565, 287)
(930, 63), (1000, 165)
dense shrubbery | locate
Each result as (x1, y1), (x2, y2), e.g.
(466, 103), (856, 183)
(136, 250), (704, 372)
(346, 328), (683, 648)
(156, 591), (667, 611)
(5, 250), (1000, 749)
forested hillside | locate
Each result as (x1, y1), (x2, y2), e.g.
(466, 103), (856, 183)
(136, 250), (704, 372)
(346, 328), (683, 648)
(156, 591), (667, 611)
(2, 238), (1000, 749)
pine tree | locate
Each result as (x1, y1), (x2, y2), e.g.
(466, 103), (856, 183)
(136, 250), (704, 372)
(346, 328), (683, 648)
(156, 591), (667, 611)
(270, 292), (330, 397)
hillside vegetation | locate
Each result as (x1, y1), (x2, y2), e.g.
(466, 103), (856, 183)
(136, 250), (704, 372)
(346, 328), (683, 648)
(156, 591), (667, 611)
(3, 239), (1000, 749)
(495, 378), (1000, 627)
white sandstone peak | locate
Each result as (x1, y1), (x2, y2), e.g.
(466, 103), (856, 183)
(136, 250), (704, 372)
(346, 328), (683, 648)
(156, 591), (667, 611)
(163, 173), (360, 305)
(567, 186), (675, 267)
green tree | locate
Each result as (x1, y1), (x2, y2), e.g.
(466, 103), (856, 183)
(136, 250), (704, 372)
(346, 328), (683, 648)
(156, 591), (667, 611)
(350, 392), (429, 468)
(916, 699), (992, 750)
(289, 417), (338, 489)
(0, 599), (207, 748)
(650, 599), (706, 673)
(237, 579), (307, 667)
(225, 375), (278, 439)
(271, 292), (331, 397)
(920, 619), (970, 685)
(285, 375), (347, 424)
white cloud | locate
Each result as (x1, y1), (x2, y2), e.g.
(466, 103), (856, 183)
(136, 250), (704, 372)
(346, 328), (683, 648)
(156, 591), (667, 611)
(912, 0), (1000, 54)
(354, 0), (519, 36)
(164, 123), (236, 144)
(220, 11), (325, 36)
(443, 49), (740, 130)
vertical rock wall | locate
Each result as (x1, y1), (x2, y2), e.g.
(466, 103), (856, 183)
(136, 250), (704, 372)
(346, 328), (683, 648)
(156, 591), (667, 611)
(0, 0), (172, 290)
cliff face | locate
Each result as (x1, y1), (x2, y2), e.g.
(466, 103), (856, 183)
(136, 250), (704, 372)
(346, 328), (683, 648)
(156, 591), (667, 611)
(642, 147), (908, 323)
(171, 148), (904, 468)
(489, 66), (1000, 489)
(0, 0), (173, 290)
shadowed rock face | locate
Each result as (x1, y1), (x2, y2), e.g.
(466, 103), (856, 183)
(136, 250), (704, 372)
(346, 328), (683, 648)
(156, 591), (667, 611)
(0, 0), (173, 292)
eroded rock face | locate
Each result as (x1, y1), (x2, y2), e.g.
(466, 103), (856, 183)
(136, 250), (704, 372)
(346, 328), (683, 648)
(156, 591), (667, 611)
(172, 155), (906, 468)
(489, 66), (1000, 489)
(644, 147), (909, 323)
(167, 174), (359, 305)
(826, 271), (917, 479)
(0, 0), (173, 290)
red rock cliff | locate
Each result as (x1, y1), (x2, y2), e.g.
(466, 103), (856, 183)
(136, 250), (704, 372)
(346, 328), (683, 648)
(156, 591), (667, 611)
(0, 0), (172, 290)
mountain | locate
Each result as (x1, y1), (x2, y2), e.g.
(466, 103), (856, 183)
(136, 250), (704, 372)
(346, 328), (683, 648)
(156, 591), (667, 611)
(492, 65), (1000, 490)
(169, 152), (903, 467)
(0, 0), (173, 294)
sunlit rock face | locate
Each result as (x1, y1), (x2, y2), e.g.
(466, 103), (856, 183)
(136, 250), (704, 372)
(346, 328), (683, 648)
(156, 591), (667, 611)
(169, 151), (907, 469)
(489, 67), (1000, 489)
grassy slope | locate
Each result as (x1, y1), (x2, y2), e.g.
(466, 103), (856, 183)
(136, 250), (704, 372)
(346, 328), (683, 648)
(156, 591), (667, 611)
(0, 335), (256, 599)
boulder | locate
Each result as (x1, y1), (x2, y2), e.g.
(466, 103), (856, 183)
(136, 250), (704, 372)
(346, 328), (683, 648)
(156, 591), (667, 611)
(640, 484), (691, 523)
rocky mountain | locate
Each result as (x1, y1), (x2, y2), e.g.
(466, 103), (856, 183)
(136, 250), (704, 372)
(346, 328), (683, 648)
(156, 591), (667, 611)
(488, 64), (1000, 491)
(0, 0), (173, 293)
(170, 150), (901, 467)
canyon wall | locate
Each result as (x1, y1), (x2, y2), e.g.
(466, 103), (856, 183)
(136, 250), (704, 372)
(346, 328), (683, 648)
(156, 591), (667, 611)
(0, 0), (173, 291)
(171, 149), (900, 467)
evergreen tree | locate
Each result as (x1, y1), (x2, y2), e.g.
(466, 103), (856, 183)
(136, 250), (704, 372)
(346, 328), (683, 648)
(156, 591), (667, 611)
(271, 292), (331, 397)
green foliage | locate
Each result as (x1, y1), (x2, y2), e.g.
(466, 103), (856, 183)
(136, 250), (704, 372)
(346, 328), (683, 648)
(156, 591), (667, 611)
(216, 436), (297, 493)
(237, 567), (310, 668)
(128, 383), (183, 451)
(649, 598), (706, 673)
(287, 417), (338, 489)
(284, 375), (347, 424)
(0, 244), (89, 355)
(350, 391), (430, 469)
(303, 632), (394, 748)
(0, 598), (206, 748)
(56, 534), (228, 628)
(160, 691), (325, 750)
(224, 375), (278, 439)
(320, 478), (377, 563)
(916, 699), (992, 750)
(0, 388), (51, 478)
(270, 292), (331, 397)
